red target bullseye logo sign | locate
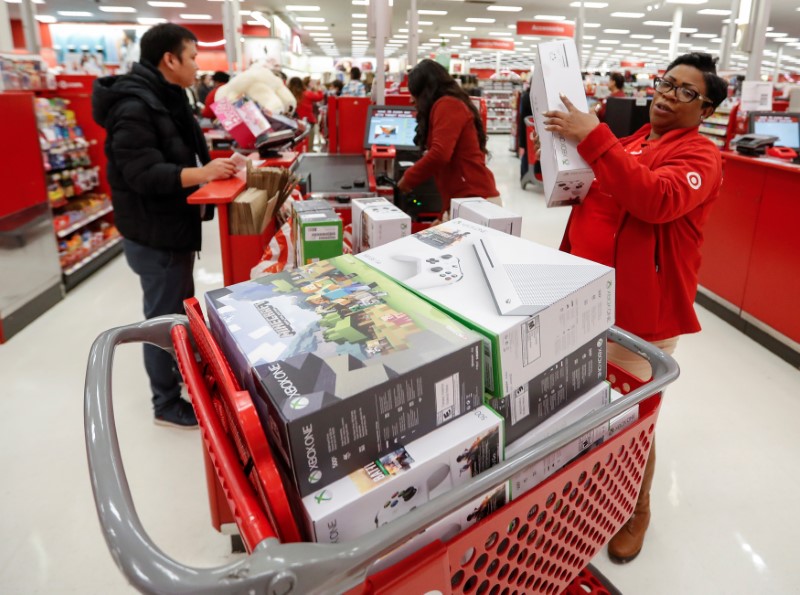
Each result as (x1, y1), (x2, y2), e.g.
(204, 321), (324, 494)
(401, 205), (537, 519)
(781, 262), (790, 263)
(686, 171), (702, 190)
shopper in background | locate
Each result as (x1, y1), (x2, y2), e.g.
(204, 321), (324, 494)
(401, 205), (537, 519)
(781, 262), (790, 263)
(288, 76), (325, 150)
(92, 24), (236, 429)
(363, 71), (375, 95)
(596, 71), (627, 122)
(341, 66), (367, 97)
(330, 79), (344, 96)
(197, 73), (213, 104)
(397, 59), (499, 215)
(200, 71), (231, 119)
(543, 52), (727, 563)
(517, 83), (534, 182)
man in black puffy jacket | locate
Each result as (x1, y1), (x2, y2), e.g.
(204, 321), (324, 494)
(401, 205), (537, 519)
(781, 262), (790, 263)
(93, 24), (236, 428)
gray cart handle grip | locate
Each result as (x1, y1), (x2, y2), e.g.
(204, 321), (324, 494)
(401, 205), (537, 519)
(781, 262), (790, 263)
(85, 316), (678, 595)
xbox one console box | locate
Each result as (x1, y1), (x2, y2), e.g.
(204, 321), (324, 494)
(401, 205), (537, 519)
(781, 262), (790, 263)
(531, 39), (594, 207)
(303, 406), (503, 544)
(488, 335), (607, 445)
(370, 483), (509, 574)
(351, 197), (411, 254)
(509, 386), (638, 500)
(205, 254), (484, 496)
(453, 200), (522, 237)
(357, 219), (614, 405)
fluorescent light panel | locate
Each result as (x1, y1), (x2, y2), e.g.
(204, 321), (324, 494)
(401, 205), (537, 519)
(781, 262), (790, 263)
(466, 18), (495, 23)
(147, 1), (185, 7)
(486, 5), (523, 12)
(611, 12), (645, 18)
(698, 8), (731, 15)
(603, 29), (630, 34)
(180, 14), (212, 20)
(57, 11), (93, 16)
(98, 6), (137, 12)
(534, 15), (566, 20)
(419, 10), (447, 15)
(139, 17), (167, 24)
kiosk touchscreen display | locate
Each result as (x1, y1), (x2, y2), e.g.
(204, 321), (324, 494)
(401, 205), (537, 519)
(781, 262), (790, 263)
(750, 112), (800, 149)
(364, 106), (418, 150)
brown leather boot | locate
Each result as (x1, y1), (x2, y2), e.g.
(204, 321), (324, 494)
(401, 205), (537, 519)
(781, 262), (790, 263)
(608, 441), (656, 563)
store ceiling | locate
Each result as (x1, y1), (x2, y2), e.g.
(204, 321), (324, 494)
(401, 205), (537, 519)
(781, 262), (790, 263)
(7, 0), (800, 74)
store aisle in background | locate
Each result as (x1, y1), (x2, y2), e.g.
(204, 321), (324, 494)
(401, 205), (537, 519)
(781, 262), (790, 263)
(1, 136), (799, 594)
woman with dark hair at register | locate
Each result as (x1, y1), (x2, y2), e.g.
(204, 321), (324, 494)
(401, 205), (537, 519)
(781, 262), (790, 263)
(397, 59), (499, 216)
(542, 52), (728, 564)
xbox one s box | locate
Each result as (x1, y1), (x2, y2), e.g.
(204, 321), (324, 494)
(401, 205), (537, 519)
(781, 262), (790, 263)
(357, 219), (614, 405)
(531, 39), (594, 207)
(205, 254), (484, 496)
(450, 199), (522, 237)
(351, 197), (411, 254)
(303, 406), (503, 544)
(488, 336), (607, 445)
(509, 386), (639, 500)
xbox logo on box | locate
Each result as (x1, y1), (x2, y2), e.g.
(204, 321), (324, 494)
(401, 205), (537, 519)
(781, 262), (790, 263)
(315, 490), (332, 504)
(290, 396), (309, 410)
(309, 470), (322, 484)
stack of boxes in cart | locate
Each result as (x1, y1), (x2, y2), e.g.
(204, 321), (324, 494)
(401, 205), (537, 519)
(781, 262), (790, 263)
(205, 206), (634, 554)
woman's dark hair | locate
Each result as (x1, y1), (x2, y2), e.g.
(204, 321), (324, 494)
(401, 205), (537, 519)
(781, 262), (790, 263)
(287, 76), (305, 104)
(665, 52), (728, 109)
(139, 24), (197, 67)
(212, 71), (230, 84)
(408, 59), (487, 153)
(609, 72), (625, 91)
(350, 66), (362, 81)
(332, 79), (344, 95)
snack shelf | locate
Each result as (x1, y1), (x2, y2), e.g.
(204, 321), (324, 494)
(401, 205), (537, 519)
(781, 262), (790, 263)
(55, 205), (113, 238)
(62, 235), (122, 289)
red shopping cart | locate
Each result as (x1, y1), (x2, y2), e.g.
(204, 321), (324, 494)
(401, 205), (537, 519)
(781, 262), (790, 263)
(84, 306), (678, 594)
(521, 115), (543, 192)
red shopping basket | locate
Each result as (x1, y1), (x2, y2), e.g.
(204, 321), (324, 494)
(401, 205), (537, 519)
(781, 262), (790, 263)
(85, 310), (678, 595)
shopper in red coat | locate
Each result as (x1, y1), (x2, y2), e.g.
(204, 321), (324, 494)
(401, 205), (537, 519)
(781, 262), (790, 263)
(288, 77), (324, 149)
(596, 71), (627, 122)
(543, 52), (728, 564)
(200, 71), (230, 119)
(398, 59), (499, 214)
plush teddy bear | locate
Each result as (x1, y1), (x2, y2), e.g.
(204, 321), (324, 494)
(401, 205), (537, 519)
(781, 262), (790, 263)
(215, 62), (297, 114)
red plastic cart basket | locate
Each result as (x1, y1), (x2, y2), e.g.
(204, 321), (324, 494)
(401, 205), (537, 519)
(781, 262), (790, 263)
(85, 307), (678, 595)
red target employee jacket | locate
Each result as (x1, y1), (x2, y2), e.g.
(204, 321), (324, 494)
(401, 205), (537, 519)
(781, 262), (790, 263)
(401, 96), (499, 213)
(561, 123), (722, 342)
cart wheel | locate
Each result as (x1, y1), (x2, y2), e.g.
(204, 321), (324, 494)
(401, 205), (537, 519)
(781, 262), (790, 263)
(231, 534), (246, 554)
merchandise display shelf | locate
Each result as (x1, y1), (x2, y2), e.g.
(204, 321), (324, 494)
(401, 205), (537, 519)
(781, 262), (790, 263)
(55, 204), (113, 238)
(63, 236), (123, 290)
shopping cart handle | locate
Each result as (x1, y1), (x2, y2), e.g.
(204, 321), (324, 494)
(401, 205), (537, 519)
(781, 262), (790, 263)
(85, 320), (679, 595)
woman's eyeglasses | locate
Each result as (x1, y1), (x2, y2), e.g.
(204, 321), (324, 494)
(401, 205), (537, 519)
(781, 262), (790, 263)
(653, 77), (711, 104)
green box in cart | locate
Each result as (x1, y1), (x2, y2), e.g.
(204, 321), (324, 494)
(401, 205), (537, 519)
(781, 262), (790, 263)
(296, 209), (343, 266)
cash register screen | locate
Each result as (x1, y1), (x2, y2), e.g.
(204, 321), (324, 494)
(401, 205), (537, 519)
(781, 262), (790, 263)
(749, 112), (800, 149)
(363, 105), (419, 150)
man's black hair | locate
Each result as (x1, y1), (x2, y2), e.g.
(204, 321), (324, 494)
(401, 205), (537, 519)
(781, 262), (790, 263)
(139, 24), (197, 68)
(609, 72), (625, 91)
(212, 71), (230, 84)
(350, 66), (362, 81)
(665, 52), (728, 108)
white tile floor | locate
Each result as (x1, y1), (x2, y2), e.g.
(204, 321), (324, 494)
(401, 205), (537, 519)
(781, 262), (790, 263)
(1, 135), (799, 594)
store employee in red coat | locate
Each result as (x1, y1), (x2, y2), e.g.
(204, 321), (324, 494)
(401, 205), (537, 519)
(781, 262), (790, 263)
(398, 59), (499, 214)
(542, 52), (727, 564)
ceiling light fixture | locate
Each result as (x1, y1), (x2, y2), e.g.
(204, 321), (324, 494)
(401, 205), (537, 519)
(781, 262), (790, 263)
(296, 16), (325, 22)
(466, 18), (496, 23)
(697, 8), (731, 15)
(98, 6), (137, 13)
(611, 12), (646, 18)
(419, 10), (447, 15)
(487, 6), (523, 12)
(147, 1), (185, 7)
(603, 29), (630, 34)
(534, 15), (567, 20)
(139, 17), (167, 24)
(57, 11), (93, 17)
(569, 2), (609, 7)
(180, 14), (213, 20)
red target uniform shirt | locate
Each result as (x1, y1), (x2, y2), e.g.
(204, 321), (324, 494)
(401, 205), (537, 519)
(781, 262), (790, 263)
(561, 123), (722, 342)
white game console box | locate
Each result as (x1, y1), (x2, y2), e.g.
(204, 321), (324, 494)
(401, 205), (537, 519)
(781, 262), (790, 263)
(303, 406), (503, 544)
(509, 387), (639, 500)
(357, 218), (615, 399)
(531, 39), (595, 207)
(351, 196), (411, 254)
(450, 199), (522, 237)
(369, 483), (509, 574)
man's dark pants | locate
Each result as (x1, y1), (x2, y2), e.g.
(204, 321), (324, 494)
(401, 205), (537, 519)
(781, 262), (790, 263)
(123, 238), (195, 415)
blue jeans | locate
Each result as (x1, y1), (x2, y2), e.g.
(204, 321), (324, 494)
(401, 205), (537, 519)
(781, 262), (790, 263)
(122, 239), (195, 414)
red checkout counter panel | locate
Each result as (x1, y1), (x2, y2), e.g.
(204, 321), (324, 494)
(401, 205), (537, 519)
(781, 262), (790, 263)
(698, 152), (800, 351)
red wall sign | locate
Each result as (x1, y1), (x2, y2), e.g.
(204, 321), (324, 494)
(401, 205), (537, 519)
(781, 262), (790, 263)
(516, 21), (575, 37)
(620, 60), (647, 68)
(470, 38), (515, 51)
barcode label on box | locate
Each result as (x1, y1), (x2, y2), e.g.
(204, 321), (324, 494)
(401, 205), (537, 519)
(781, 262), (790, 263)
(521, 315), (542, 366)
(435, 373), (460, 425)
(510, 384), (530, 426)
(305, 226), (340, 241)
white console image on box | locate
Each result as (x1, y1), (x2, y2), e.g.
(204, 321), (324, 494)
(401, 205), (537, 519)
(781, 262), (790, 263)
(358, 219), (614, 399)
(374, 463), (451, 527)
(393, 253), (464, 289)
(302, 406), (503, 544)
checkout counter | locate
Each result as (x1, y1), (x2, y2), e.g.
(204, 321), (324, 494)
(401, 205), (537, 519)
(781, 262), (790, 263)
(697, 151), (800, 366)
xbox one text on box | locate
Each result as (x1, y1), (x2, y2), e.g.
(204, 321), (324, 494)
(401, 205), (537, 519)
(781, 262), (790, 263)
(205, 255), (483, 497)
(531, 39), (595, 207)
